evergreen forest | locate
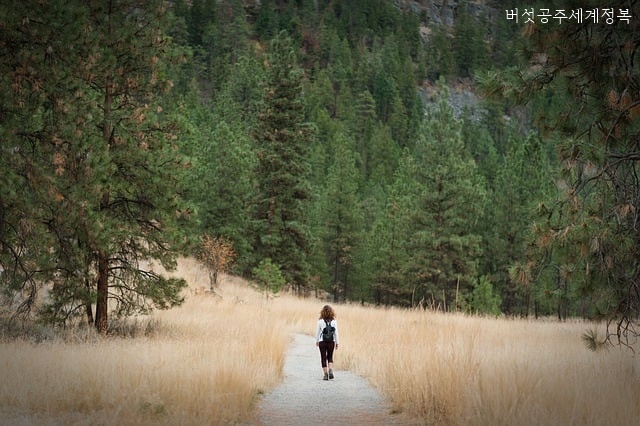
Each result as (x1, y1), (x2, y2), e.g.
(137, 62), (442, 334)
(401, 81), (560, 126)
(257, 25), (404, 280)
(2, 0), (639, 343)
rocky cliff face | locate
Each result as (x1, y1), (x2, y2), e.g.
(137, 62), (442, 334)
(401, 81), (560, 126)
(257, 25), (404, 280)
(392, 1), (503, 119)
(392, 0), (499, 29)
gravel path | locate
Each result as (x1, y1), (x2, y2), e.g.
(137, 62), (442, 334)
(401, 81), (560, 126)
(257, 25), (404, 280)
(250, 333), (415, 425)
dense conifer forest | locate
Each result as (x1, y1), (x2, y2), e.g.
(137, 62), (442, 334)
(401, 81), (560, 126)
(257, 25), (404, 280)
(2, 0), (639, 341)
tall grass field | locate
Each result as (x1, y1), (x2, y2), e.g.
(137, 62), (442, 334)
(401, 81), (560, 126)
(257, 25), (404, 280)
(1, 258), (638, 425)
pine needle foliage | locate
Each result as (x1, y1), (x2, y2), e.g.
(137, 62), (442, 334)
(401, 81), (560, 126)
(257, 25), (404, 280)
(480, 0), (640, 345)
(0, 0), (188, 332)
(252, 31), (314, 294)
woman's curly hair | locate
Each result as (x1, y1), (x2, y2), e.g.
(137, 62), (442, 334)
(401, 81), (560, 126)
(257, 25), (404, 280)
(319, 305), (335, 321)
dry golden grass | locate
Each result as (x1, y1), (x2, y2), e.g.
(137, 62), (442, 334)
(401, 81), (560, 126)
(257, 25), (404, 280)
(337, 305), (640, 425)
(0, 258), (293, 425)
(0, 257), (638, 425)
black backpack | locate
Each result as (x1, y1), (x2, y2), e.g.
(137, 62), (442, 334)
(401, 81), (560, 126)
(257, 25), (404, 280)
(322, 319), (335, 342)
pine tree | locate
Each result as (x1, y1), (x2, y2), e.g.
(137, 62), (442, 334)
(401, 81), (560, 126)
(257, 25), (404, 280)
(368, 124), (400, 190)
(202, 0), (250, 90)
(404, 85), (486, 311)
(367, 184), (412, 305)
(491, 133), (554, 315)
(372, 60), (397, 123)
(185, 0), (217, 46)
(352, 89), (378, 178)
(0, 0), (62, 318)
(388, 94), (409, 146)
(453, 5), (488, 78)
(322, 135), (363, 302)
(425, 26), (454, 80)
(482, 0), (640, 341)
(252, 31), (314, 293)
(192, 120), (256, 272)
(0, 0), (188, 332)
(182, 53), (264, 275)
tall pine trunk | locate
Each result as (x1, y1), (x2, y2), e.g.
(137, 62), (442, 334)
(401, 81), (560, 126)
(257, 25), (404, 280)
(95, 184), (110, 334)
(95, 252), (109, 334)
(95, 27), (114, 332)
(85, 277), (94, 326)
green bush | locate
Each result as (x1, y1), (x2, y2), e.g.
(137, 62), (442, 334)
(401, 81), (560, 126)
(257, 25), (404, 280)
(470, 275), (502, 316)
(252, 258), (286, 296)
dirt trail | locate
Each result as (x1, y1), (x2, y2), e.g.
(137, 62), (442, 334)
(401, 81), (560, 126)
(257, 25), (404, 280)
(250, 333), (415, 425)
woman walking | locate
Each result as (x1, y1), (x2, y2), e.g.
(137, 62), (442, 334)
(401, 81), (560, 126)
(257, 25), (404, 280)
(316, 305), (339, 380)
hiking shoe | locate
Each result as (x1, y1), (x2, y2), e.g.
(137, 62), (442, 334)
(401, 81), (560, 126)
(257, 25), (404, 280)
(328, 369), (334, 380)
(323, 372), (329, 381)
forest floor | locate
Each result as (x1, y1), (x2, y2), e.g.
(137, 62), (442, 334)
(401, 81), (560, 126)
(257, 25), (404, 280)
(248, 333), (418, 426)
